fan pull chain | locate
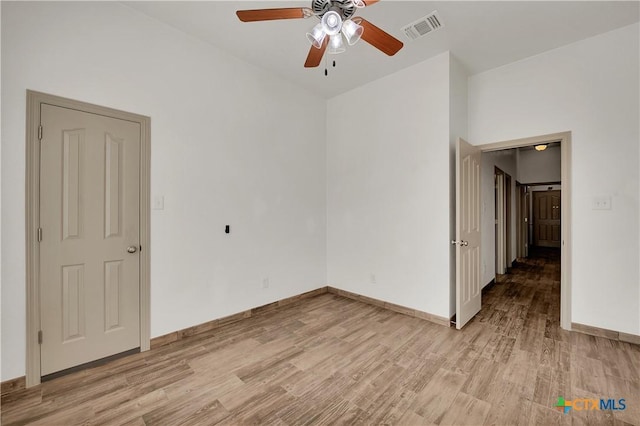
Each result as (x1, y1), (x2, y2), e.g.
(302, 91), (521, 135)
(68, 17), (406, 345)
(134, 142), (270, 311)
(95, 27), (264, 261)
(324, 58), (336, 76)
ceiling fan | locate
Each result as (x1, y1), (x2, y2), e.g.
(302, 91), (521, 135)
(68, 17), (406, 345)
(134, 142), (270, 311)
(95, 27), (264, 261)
(236, 0), (403, 68)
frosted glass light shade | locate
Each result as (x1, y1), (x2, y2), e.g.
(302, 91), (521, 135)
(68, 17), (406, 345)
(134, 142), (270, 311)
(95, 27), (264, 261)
(328, 33), (346, 54)
(306, 23), (326, 49)
(535, 144), (547, 151)
(322, 11), (343, 35)
(342, 19), (363, 45)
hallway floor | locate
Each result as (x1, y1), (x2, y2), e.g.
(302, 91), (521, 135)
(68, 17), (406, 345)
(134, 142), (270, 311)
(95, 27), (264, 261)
(2, 248), (639, 425)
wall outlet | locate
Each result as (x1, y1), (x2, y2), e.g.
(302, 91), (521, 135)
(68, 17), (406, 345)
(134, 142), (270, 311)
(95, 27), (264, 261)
(262, 278), (270, 289)
(592, 195), (611, 210)
(370, 273), (376, 284)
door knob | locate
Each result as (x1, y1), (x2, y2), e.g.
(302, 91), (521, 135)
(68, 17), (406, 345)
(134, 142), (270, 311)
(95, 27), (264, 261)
(127, 246), (138, 254)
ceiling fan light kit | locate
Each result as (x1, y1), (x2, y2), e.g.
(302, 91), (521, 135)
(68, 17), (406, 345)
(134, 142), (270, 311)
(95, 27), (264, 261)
(236, 0), (403, 68)
(342, 19), (364, 45)
(321, 10), (343, 35)
(306, 23), (327, 49)
(328, 33), (347, 54)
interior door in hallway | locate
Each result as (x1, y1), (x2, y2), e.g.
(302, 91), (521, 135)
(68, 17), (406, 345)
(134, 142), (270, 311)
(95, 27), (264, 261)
(533, 190), (561, 248)
(455, 138), (482, 329)
(39, 104), (141, 376)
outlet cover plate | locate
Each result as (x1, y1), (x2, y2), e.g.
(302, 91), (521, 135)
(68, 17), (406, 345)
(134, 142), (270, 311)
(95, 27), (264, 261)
(592, 195), (611, 210)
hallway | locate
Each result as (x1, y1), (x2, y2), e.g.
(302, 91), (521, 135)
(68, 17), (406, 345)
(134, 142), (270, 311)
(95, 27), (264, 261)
(477, 247), (562, 341)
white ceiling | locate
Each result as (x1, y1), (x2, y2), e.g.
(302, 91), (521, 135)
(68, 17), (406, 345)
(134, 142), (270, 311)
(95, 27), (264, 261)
(123, 1), (640, 98)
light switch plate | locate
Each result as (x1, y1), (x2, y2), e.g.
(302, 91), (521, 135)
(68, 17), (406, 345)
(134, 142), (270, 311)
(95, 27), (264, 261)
(153, 195), (165, 210)
(592, 196), (611, 210)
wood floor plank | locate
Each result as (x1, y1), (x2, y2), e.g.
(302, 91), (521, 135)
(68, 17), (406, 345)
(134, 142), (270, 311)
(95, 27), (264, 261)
(437, 391), (491, 425)
(161, 371), (244, 401)
(526, 402), (571, 426)
(3, 247), (639, 426)
(398, 353), (446, 393)
(482, 380), (532, 425)
(461, 358), (502, 399)
(175, 399), (231, 426)
(572, 352), (609, 395)
(500, 348), (540, 397)
(397, 408), (435, 425)
(90, 388), (169, 425)
(409, 367), (468, 422)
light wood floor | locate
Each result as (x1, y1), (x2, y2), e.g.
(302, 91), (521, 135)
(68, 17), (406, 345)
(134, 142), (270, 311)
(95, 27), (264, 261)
(2, 248), (639, 425)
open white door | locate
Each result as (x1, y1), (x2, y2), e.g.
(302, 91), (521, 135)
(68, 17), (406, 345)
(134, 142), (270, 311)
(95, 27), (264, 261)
(455, 138), (482, 329)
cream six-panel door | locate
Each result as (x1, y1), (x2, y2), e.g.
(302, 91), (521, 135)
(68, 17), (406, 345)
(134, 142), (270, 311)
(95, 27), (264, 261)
(40, 104), (141, 375)
(455, 138), (482, 330)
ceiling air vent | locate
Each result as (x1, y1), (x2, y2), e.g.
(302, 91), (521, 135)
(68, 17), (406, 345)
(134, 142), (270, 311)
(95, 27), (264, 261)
(401, 11), (444, 41)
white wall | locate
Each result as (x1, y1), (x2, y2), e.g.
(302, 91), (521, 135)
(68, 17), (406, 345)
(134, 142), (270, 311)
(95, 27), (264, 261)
(469, 23), (640, 335)
(1, 2), (327, 381)
(480, 150), (518, 286)
(326, 52), (451, 319)
(518, 145), (561, 184)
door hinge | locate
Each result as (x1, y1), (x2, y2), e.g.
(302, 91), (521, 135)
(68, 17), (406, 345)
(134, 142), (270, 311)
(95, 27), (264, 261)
(38, 330), (43, 344)
(37, 227), (43, 242)
(38, 125), (43, 141)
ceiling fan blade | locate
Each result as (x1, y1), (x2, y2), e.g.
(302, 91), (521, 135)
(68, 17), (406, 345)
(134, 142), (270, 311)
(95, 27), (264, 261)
(362, 0), (380, 6)
(236, 8), (311, 22)
(353, 17), (403, 56)
(304, 37), (329, 68)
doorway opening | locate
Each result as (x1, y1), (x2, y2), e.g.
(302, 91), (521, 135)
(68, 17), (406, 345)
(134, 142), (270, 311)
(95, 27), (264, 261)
(480, 133), (570, 330)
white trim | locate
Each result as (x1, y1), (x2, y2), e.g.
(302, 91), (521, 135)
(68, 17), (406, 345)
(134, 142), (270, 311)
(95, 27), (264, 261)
(25, 90), (151, 387)
(479, 131), (572, 330)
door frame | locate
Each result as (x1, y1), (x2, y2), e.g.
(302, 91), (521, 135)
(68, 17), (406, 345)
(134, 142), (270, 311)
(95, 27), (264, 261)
(494, 168), (505, 275)
(479, 131), (572, 330)
(515, 182), (529, 259)
(25, 90), (151, 387)
(505, 174), (512, 269)
(493, 167), (512, 275)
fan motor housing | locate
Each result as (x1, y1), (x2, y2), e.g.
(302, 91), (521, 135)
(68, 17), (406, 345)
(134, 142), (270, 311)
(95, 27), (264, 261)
(312, 0), (356, 19)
